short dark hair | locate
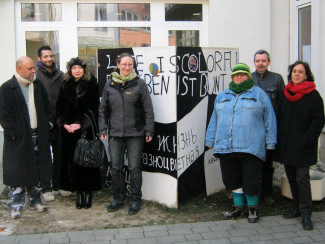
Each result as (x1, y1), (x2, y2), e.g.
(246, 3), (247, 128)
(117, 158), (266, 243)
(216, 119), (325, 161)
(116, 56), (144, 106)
(116, 53), (134, 64)
(37, 46), (52, 58)
(287, 60), (314, 82)
(254, 49), (270, 61)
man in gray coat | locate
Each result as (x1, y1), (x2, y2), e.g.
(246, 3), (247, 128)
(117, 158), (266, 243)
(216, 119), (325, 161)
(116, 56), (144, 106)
(251, 49), (285, 206)
(0, 56), (52, 219)
(36, 46), (66, 201)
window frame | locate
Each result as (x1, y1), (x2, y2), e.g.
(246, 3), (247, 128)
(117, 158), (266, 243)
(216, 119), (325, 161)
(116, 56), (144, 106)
(15, 0), (208, 73)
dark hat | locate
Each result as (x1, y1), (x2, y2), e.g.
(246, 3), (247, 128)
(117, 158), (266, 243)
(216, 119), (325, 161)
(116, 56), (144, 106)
(69, 57), (86, 70)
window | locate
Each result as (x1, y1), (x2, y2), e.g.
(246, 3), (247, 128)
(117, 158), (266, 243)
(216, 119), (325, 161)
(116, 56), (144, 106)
(78, 27), (151, 76)
(78, 3), (150, 21)
(165, 4), (202, 21)
(169, 30), (199, 47)
(25, 31), (60, 69)
(21, 3), (62, 22)
(298, 5), (311, 64)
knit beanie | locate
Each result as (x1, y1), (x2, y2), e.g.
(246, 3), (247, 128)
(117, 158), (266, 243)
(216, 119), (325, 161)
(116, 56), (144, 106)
(231, 63), (252, 79)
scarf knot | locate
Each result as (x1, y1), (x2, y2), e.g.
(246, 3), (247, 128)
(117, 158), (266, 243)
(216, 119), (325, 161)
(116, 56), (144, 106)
(15, 73), (37, 129)
(284, 81), (316, 102)
(111, 69), (137, 84)
(229, 78), (254, 94)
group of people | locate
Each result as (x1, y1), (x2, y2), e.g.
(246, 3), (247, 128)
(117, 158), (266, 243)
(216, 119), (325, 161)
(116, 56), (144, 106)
(0, 47), (324, 231)
(206, 50), (324, 230)
(0, 47), (154, 219)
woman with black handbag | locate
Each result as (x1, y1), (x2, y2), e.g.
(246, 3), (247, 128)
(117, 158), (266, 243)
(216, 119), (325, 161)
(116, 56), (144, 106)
(56, 57), (102, 209)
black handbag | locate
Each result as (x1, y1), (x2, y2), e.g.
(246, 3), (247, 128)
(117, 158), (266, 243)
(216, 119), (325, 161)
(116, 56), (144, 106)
(74, 111), (107, 168)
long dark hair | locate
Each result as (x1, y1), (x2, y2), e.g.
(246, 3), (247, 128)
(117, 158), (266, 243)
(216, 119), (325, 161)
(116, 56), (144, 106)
(288, 61), (314, 82)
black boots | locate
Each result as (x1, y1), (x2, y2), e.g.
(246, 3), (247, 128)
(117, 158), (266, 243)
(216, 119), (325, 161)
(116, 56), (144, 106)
(84, 192), (92, 209)
(302, 216), (313, 230)
(283, 209), (300, 219)
(76, 192), (85, 209)
(76, 191), (92, 209)
(247, 207), (259, 223)
(223, 206), (243, 220)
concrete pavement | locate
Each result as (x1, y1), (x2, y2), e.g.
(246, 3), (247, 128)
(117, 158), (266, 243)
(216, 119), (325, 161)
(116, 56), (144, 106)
(0, 212), (325, 244)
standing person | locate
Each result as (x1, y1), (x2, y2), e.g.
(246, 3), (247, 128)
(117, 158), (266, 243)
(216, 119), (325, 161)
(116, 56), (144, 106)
(36, 45), (67, 201)
(99, 53), (154, 215)
(251, 49), (285, 206)
(56, 57), (101, 209)
(0, 56), (52, 219)
(205, 63), (277, 223)
(278, 61), (324, 230)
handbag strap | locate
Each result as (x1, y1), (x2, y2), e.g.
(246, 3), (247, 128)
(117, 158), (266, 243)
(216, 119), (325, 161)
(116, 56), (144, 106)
(82, 113), (97, 139)
(86, 110), (99, 135)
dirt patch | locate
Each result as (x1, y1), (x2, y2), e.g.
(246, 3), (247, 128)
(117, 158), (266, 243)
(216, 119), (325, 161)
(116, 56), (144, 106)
(1, 162), (325, 235)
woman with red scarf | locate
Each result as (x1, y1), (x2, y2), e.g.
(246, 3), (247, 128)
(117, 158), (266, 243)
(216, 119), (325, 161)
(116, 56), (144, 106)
(277, 61), (324, 230)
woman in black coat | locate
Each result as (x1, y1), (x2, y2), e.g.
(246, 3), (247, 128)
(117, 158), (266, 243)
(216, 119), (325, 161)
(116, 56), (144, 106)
(277, 61), (324, 230)
(56, 57), (101, 209)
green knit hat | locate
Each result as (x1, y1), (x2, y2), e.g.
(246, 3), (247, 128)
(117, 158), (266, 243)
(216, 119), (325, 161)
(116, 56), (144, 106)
(231, 63), (252, 79)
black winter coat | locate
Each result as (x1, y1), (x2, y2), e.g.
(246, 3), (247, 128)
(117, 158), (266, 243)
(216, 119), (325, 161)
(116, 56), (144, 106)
(56, 75), (101, 191)
(277, 89), (324, 167)
(0, 76), (52, 187)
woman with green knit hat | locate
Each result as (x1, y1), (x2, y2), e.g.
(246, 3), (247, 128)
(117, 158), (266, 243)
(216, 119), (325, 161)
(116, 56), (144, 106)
(205, 63), (277, 223)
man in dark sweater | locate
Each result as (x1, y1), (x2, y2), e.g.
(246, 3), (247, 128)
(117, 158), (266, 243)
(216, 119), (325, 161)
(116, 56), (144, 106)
(36, 46), (69, 201)
(251, 49), (285, 206)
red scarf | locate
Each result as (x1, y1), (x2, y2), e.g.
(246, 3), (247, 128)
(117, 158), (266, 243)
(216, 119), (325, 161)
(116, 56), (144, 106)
(284, 81), (316, 102)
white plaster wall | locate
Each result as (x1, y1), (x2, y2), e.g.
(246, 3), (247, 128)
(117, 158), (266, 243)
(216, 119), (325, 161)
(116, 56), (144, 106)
(208, 0), (271, 71)
(0, 0), (16, 84)
(270, 0), (290, 81)
(0, 0), (15, 133)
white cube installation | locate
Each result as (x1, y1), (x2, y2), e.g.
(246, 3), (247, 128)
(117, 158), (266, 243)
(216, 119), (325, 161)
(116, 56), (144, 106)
(98, 47), (239, 207)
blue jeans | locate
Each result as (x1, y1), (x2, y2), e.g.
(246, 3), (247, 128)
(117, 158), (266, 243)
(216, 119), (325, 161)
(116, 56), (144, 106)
(109, 136), (144, 203)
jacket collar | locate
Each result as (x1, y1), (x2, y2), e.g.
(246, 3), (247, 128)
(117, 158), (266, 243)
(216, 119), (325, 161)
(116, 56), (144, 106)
(225, 86), (255, 95)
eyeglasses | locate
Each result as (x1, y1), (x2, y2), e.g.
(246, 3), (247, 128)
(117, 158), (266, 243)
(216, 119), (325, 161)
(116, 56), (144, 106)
(120, 63), (133, 67)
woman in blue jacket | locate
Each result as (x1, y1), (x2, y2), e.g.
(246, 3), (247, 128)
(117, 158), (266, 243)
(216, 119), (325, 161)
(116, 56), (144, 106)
(205, 63), (277, 223)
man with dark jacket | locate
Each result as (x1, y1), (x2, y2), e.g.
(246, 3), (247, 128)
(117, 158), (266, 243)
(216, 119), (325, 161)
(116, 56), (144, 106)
(251, 49), (285, 205)
(0, 56), (52, 219)
(36, 46), (68, 200)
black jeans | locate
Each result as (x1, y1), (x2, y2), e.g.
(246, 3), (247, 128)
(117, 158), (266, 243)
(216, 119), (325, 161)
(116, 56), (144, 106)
(261, 150), (274, 196)
(219, 152), (263, 196)
(284, 165), (312, 217)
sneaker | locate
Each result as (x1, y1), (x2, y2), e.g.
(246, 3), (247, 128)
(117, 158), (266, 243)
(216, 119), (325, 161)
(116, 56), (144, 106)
(34, 203), (47, 213)
(41, 192), (55, 202)
(248, 207), (259, 223)
(107, 200), (124, 212)
(58, 190), (72, 197)
(11, 209), (21, 219)
(223, 206), (243, 220)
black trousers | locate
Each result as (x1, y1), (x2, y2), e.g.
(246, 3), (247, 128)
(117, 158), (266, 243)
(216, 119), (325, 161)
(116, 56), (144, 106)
(219, 152), (263, 196)
(284, 164), (312, 217)
(261, 150), (274, 196)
